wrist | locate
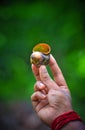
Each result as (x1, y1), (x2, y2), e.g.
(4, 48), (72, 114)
(62, 120), (85, 130)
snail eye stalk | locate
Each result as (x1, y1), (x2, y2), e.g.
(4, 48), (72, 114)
(30, 43), (51, 67)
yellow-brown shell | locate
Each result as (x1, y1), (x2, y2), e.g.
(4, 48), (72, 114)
(33, 43), (51, 54)
(30, 43), (51, 66)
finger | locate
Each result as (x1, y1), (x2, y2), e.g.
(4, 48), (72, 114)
(49, 54), (67, 87)
(31, 64), (40, 80)
(31, 91), (46, 102)
(34, 81), (46, 91)
(34, 81), (48, 94)
(31, 91), (46, 110)
(39, 65), (59, 90)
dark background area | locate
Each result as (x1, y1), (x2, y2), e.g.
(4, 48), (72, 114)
(0, 0), (85, 129)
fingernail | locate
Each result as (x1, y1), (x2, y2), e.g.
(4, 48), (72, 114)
(39, 82), (45, 88)
(40, 82), (44, 86)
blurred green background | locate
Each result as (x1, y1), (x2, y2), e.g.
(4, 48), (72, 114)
(0, 0), (85, 129)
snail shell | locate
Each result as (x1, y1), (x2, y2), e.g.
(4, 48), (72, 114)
(30, 43), (51, 67)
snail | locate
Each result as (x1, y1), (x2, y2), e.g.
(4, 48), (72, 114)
(30, 43), (51, 67)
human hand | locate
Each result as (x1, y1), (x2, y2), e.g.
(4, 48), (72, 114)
(31, 54), (73, 126)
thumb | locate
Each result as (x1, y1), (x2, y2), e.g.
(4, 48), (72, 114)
(39, 65), (59, 90)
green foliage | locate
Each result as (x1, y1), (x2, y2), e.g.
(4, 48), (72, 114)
(0, 0), (85, 119)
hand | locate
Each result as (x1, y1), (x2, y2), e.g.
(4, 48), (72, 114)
(31, 54), (72, 126)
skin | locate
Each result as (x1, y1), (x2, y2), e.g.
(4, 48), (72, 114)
(31, 54), (73, 126)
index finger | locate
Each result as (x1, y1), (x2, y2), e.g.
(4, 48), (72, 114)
(49, 54), (67, 87)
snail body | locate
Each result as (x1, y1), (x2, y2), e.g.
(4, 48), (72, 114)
(30, 43), (51, 67)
